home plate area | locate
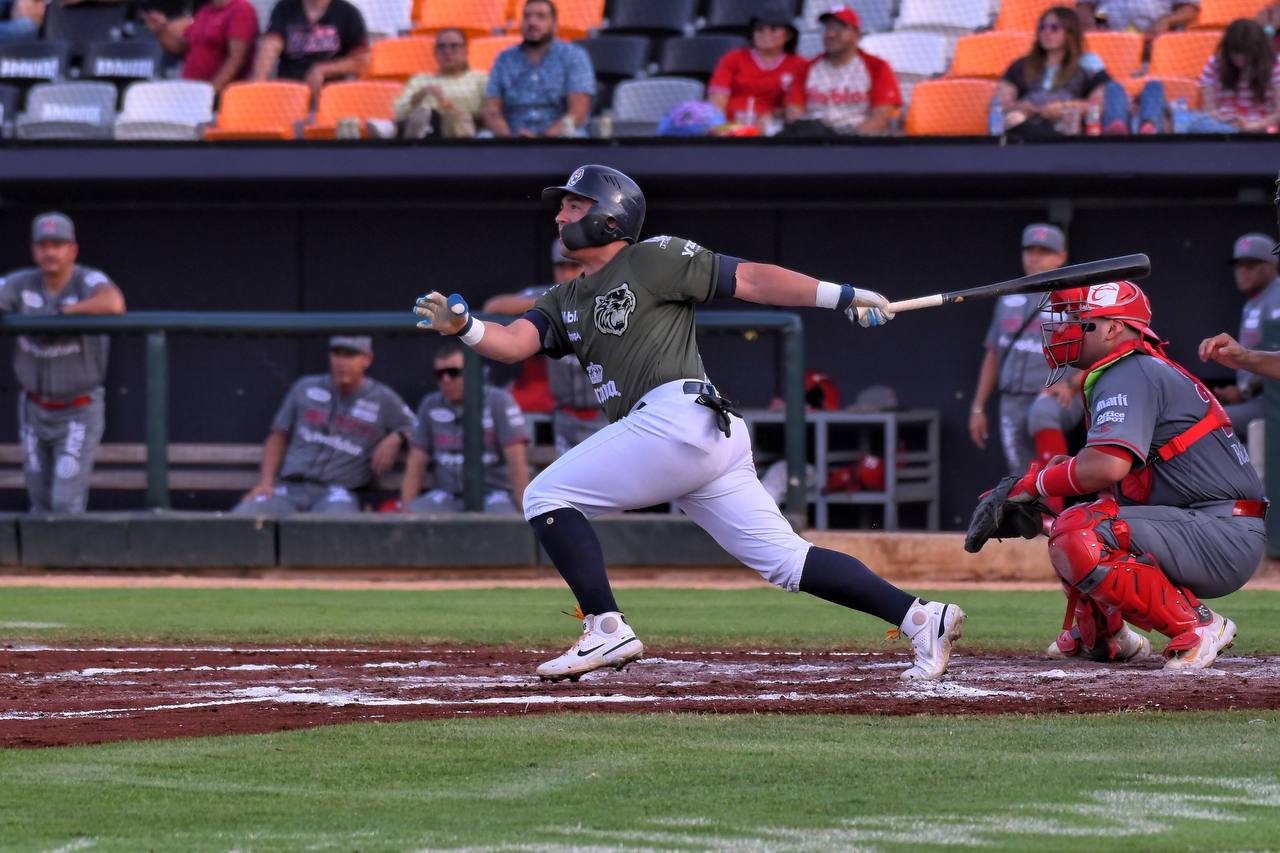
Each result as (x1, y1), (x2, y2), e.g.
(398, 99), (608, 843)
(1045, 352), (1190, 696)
(3, 645), (1280, 747)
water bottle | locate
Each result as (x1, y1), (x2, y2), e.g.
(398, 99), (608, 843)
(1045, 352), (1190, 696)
(1170, 98), (1190, 134)
(1084, 102), (1101, 136)
(987, 97), (1004, 136)
(741, 96), (757, 129)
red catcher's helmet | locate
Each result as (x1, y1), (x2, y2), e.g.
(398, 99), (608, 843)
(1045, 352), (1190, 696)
(1041, 281), (1158, 384)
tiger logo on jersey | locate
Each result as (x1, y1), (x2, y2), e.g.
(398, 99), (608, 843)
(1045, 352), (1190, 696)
(594, 283), (636, 337)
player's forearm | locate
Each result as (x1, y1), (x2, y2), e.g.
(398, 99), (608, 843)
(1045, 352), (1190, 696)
(972, 349), (999, 411)
(505, 443), (529, 510)
(469, 321), (537, 364)
(257, 431), (287, 487)
(732, 263), (822, 306)
(63, 285), (125, 315)
(1241, 349), (1280, 379)
(400, 449), (427, 505)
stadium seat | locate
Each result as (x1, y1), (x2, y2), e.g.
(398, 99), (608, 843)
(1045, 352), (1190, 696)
(41, 0), (128, 63)
(993, 0), (1058, 33)
(577, 34), (650, 108)
(905, 77), (996, 134)
(605, 0), (697, 38)
(554, 0), (607, 39)
(796, 24), (823, 59)
(1084, 31), (1143, 80)
(414, 0), (508, 36)
(351, 0), (413, 38)
(367, 36), (437, 82)
(800, 0), (894, 34)
(895, 0), (992, 35)
(84, 40), (165, 91)
(467, 35), (521, 72)
(1147, 31), (1222, 78)
(204, 80), (310, 140)
(305, 80), (401, 137)
(1120, 74), (1203, 109)
(1191, 0), (1269, 30)
(0, 41), (70, 88)
(658, 34), (746, 81)
(247, 0), (278, 30)
(859, 31), (950, 79)
(612, 76), (704, 135)
(0, 83), (20, 139)
(16, 81), (117, 140)
(947, 31), (1029, 79)
(702, 0), (773, 36)
(114, 80), (216, 141)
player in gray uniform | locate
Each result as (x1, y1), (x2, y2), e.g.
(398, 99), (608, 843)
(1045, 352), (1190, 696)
(483, 239), (608, 455)
(414, 164), (966, 683)
(1207, 233), (1280, 429)
(234, 336), (416, 514)
(401, 342), (530, 513)
(983, 281), (1264, 670)
(0, 212), (126, 513)
(970, 225), (1084, 501)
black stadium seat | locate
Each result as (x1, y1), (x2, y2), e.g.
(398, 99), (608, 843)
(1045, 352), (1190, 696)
(0, 41), (70, 89)
(606, 0), (696, 38)
(658, 34), (745, 81)
(42, 0), (129, 63)
(577, 35), (650, 80)
(84, 40), (165, 92)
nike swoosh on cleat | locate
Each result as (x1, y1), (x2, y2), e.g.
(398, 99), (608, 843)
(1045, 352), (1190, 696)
(576, 644), (606, 657)
(937, 604), (949, 638)
(603, 636), (638, 656)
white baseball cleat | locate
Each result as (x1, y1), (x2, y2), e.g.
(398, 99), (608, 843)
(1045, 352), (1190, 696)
(898, 599), (965, 681)
(1163, 611), (1236, 671)
(1046, 625), (1151, 662)
(537, 611), (645, 682)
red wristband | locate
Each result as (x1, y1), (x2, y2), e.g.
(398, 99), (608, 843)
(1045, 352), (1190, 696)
(1035, 458), (1085, 498)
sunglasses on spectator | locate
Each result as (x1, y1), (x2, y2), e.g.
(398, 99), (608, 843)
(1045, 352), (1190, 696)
(436, 41), (466, 50)
(1039, 20), (1062, 31)
(434, 367), (463, 379)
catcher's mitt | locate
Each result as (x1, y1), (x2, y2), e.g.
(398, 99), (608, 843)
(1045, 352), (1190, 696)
(964, 475), (1045, 553)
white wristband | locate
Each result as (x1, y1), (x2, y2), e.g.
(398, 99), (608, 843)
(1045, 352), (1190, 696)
(815, 281), (843, 310)
(459, 318), (485, 346)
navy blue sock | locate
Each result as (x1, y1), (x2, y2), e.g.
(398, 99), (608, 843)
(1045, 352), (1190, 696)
(530, 508), (618, 615)
(798, 546), (915, 626)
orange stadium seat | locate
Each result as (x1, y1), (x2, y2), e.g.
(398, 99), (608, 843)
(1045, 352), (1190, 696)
(905, 78), (997, 135)
(304, 81), (402, 138)
(414, 0), (508, 36)
(947, 31), (1031, 79)
(1084, 31), (1144, 79)
(552, 0), (606, 39)
(1147, 31), (1222, 78)
(367, 36), (437, 82)
(994, 0), (1059, 32)
(1191, 0), (1270, 29)
(1120, 74), (1204, 108)
(203, 81), (310, 141)
(468, 34), (521, 72)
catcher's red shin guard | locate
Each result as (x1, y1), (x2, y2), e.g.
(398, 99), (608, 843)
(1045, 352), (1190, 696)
(1053, 595), (1130, 661)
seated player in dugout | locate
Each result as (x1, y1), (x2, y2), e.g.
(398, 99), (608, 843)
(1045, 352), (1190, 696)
(969, 282), (1264, 670)
(234, 336), (416, 514)
(399, 341), (530, 514)
(415, 164), (966, 684)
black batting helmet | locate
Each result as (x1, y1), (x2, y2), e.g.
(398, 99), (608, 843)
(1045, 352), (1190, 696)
(542, 165), (646, 250)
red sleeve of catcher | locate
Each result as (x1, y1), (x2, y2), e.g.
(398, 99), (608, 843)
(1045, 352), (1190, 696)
(1035, 458), (1086, 498)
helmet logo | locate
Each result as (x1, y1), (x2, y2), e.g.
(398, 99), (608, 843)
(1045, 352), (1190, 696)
(594, 282), (637, 337)
(568, 167), (585, 187)
(1087, 283), (1119, 307)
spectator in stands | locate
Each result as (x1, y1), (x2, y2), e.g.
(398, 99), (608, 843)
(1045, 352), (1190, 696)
(997, 7), (1115, 138)
(251, 0), (369, 102)
(1076, 0), (1199, 38)
(233, 336), (415, 515)
(400, 342), (530, 513)
(0, 213), (126, 514)
(483, 239), (606, 456)
(142, 0), (259, 93)
(393, 27), (488, 139)
(783, 5), (900, 136)
(708, 0), (808, 131)
(1179, 18), (1280, 133)
(0, 0), (43, 41)
(483, 0), (594, 138)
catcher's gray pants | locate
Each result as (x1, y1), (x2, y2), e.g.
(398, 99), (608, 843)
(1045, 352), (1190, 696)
(232, 481), (360, 514)
(552, 408), (608, 456)
(19, 390), (105, 514)
(998, 392), (1085, 475)
(407, 488), (518, 513)
(1100, 503), (1265, 599)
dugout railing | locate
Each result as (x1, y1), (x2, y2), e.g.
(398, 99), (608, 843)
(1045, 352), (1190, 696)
(0, 310), (807, 520)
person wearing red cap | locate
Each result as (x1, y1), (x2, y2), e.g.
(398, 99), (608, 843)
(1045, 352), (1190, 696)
(784, 5), (901, 135)
(970, 281), (1265, 671)
(707, 0), (809, 131)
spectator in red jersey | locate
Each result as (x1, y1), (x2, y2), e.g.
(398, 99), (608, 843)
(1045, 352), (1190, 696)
(707, 0), (808, 131)
(783, 5), (900, 135)
(143, 0), (259, 93)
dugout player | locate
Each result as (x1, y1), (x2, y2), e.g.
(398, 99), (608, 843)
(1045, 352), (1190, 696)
(233, 336), (416, 514)
(483, 238), (607, 454)
(1205, 233), (1280, 429)
(0, 213), (126, 513)
(969, 224), (1084, 503)
(991, 282), (1264, 670)
(414, 164), (965, 683)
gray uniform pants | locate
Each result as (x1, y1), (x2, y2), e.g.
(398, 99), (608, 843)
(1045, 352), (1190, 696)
(1100, 504), (1266, 599)
(407, 488), (518, 513)
(552, 408), (608, 457)
(19, 391), (105, 513)
(232, 481), (360, 515)
(998, 392), (1085, 475)
(1224, 396), (1264, 431)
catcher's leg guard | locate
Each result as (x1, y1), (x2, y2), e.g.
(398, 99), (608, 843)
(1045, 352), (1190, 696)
(1047, 500), (1202, 644)
(1049, 592), (1151, 661)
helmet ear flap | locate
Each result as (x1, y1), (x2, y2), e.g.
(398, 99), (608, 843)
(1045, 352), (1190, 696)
(560, 213), (623, 250)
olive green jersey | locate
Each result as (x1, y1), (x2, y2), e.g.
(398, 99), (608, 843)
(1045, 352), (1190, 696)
(531, 236), (724, 422)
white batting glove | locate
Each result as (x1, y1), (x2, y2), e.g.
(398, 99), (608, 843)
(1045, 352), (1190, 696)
(845, 287), (895, 329)
(413, 291), (468, 335)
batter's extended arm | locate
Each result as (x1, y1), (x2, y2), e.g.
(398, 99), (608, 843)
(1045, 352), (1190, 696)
(732, 262), (893, 328)
(414, 292), (543, 363)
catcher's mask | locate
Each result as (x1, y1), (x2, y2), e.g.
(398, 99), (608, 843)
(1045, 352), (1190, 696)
(543, 164), (646, 251)
(1040, 281), (1159, 384)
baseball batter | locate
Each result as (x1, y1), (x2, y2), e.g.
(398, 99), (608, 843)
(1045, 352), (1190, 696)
(0, 212), (126, 513)
(975, 281), (1264, 670)
(414, 164), (965, 683)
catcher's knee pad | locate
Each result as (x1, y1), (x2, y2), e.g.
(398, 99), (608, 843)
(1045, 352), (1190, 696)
(1047, 499), (1126, 592)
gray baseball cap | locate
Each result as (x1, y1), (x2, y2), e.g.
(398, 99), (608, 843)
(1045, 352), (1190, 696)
(1022, 223), (1066, 253)
(329, 335), (373, 354)
(1230, 232), (1277, 263)
(32, 212), (75, 243)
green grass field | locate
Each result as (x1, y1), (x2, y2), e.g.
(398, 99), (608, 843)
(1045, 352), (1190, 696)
(2, 585), (1279, 852)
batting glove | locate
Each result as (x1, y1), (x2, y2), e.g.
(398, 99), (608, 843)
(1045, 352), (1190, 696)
(845, 287), (895, 328)
(414, 291), (469, 335)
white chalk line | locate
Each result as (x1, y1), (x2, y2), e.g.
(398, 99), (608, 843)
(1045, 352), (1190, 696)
(0, 621), (66, 629)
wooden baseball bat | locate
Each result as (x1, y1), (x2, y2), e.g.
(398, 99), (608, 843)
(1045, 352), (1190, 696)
(886, 253), (1151, 314)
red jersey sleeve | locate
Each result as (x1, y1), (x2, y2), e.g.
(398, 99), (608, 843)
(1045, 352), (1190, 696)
(785, 56), (817, 107)
(708, 49), (743, 95)
(229, 1), (260, 41)
(863, 52), (902, 108)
